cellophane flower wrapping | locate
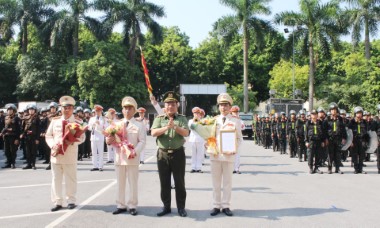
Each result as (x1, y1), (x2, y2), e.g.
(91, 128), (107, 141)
(105, 122), (136, 159)
(191, 116), (218, 155)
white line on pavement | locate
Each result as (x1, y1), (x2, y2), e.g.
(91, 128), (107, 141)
(0, 211), (66, 220)
(45, 155), (156, 228)
(0, 179), (116, 190)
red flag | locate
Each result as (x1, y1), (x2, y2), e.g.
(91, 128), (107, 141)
(140, 48), (153, 95)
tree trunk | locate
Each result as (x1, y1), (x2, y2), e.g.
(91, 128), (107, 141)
(364, 19), (370, 60)
(243, 26), (249, 113)
(308, 33), (315, 112)
(73, 16), (79, 58)
(22, 21), (28, 54)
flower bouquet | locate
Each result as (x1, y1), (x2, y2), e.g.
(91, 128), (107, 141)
(51, 121), (88, 157)
(191, 116), (218, 155)
(105, 122), (136, 159)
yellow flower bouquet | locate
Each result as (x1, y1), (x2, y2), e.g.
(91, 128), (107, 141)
(191, 116), (218, 155)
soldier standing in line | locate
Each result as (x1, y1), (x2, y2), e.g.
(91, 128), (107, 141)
(325, 103), (347, 174)
(262, 115), (271, 149)
(317, 107), (328, 167)
(305, 109), (325, 174)
(208, 93), (243, 217)
(188, 107), (205, 173)
(0, 110), (5, 151)
(108, 97), (146, 216)
(151, 91), (189, 217)
(1, 104), (20, 169)
(135, 107), (150, 164)
(278, 112), (287, 155)
(88, 105), (108, 171)
(348, 107), (369, 174)
(83, 108), (92, 159)
(271, 113), (280, 152)
(340, 109), (350, 163)
(21, 104), (40, 170)
(254, 115), (261, 146)
(287, 110), (297, 158)
(296, 110), (307, 162)
(46, 96), (86, 211)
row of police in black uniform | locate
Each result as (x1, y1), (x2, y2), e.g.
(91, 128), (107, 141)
(0, 102), (96, 170)
(253, 103), (380, 174)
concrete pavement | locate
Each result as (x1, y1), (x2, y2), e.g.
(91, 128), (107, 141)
(0, 136), (378, 228)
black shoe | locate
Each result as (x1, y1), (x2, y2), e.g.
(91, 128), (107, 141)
(222, 208), (233, 216)
(11, 164), (15, 169)
(112, 208), (127, 215)
(51, 205), (62, 212)
(178, 208), (187, 217)
(42, 161), (49, 164)
(46, 165), (51, 170)
(233, 171), (237, 174)
(2, 164), (11, 168)
(335, 169), (343, 174)
(309, 169), (314, 174)
(190, 169), (196, 173)
(354, 170), (358, 174)
(315, 169), (323, 174)
(196, 170), (203, 173)
(32, 166), (36, 170)
(129, 208), (138, 216)
(106, 161), (113, 164)
(99, 168), (103, 172)
(140, 161), (144, 164)
(90, 168), (99, 171)
(22, 165), (32, 169)
(157, 207), (171, 216)
(210, 208), (220, 216)
(67, 204), (76, 209)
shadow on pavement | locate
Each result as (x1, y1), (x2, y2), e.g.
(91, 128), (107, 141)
(245, 170), (305, 176)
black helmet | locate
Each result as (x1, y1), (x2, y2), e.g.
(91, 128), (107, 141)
(26, 104), (37, 110)
(353, 106), (363, 114)
(49, 102), (59, 109)
(5, 104), (17, 112)
(317, 107), (325, 113)
(329, 102), (338, 111)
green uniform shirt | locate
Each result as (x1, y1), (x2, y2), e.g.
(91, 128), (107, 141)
(151, 114), (189, 149)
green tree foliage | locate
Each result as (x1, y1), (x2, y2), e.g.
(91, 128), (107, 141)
(227, 83), (258, 113)
(269, 59), (309, 98)
(76, 41), (146, 109)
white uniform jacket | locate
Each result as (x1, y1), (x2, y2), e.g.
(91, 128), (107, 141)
(88, 116), (108, 141)
(45, 115), (86, 164)
(211, 114), (243, 163)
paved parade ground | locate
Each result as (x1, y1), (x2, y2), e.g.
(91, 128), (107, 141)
(0, 136), (379, 228)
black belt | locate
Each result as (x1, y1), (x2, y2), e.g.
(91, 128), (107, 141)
(159, 147), (183, 154)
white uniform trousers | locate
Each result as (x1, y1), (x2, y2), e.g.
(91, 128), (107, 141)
(191, 142), (205, 170)
(115, 165), (139, 209)
(139, 150), (145, 162)
(91, 140), (104, 168)
(234, 152), (241, 171)
(211, 160), (234, 209)
(51, 163), (77, 206)
(107, 145), (115, 162)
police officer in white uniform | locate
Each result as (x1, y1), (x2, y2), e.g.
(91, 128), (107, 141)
(45, 96), (85, 211)
(108, 97), (146, 216)
(88, 105), (108, 171)
(188, 107), (205, 173)
(209, 93), (243, 217)
(105, 108), (118, 163)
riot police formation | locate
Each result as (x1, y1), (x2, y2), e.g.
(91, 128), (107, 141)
(287, 110), (297, 158)
(324, 103), (347, 174)
(296, 110), (307, 162)
(21, 104), (40, 169)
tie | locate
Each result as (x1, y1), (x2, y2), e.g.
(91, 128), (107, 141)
(222, 117), (226, 124)
(126, 120), (129, 128)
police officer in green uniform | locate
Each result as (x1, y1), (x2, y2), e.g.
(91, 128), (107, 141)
(151, 91), (190, 217)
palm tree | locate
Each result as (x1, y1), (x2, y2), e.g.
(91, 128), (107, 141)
(274, 0), (347, 111)
(215, 0), (272, 113)
(94, 0), (165, 65)
(345, 0), (380, 60)
(0, 0), (54, 54)
(44, 0), (110, 57)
